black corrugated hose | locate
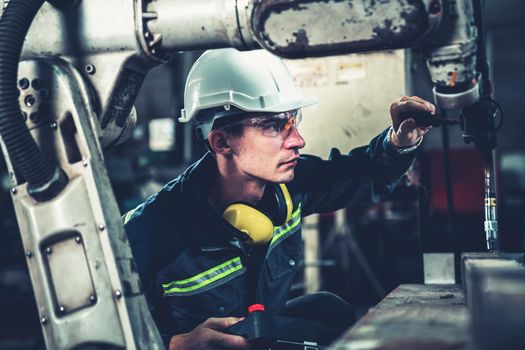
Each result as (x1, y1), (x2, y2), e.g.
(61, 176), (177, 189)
(0, 0), (66, 201)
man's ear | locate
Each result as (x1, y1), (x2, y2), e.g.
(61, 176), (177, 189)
(208, 129), (232, 155)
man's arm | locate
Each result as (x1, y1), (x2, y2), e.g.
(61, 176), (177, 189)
(292, 96), (433, 216)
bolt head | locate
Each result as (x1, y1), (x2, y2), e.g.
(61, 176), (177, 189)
(115, 290), (122, 299)
(45, 247), (52, 255)
(24, 95), (36, 108)
(11, 188), (17, 195)
(40, 316), (48, 325)
(29, 112), (41, 124)
(75, 235), (82, 243)
(85, 64), (96, 75)
(58, 305), (66, 313)
(18, 78), (30, 90)
(89, 295), (97, 303)
(50, 122), (58, 129)
(98, 224), (105, 231)
(26, 251), (32, 258)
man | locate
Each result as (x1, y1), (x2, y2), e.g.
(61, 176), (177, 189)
(124, 48), (433, 349)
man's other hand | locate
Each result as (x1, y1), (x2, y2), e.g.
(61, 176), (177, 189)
(169, 317), (250, 350)
(389, 95), (435, 147)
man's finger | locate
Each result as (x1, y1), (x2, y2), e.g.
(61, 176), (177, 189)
(406, 96), (435, 112)
(204, 317), (244, 331)
(399, 118), (416, 134)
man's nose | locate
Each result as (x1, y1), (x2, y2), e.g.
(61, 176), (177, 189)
(284, 126), (305, 149)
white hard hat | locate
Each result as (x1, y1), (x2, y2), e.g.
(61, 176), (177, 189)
(179, 48), (316, 139)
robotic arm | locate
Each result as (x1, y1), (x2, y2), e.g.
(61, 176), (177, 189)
(0, 0), (498, 348)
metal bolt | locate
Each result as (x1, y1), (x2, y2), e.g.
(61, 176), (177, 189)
(11, 187), (17, 195)
(85, 64), (96, 75)
(24, 95), (36, 108)
(40, 89), (50, 99)
(29, 112), (41, 123)
(288, 259), (296, 267)
(89, 295), (97, 303)
(18, 78), (30, 90)
(98, 224), (105, 231)
(50, 122), (58, 129)
(82, 157), (88, 167)
(31, 78), (42, 90)
(58, 305), (66, 313)
(144, 31), (151, 39)
(40, 315), (48, 325)
(45, 247), (52, 255)
(75, 235), (82, 243)
(26, 251), (32, 258)
(115, 290), (122, 299)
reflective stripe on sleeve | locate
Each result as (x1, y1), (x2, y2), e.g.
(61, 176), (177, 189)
(161, 256), (245, 296)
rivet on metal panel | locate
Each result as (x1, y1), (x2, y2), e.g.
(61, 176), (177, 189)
(85, 64), (96, 75)
(58, 305), (66, 313)
(40, 315), (48, 325)
(18, 78), (30, 90)
(75, 235), (82, 243)
(10, 188), (17, 195)
(29, 112), (41, 123)
(89, 295), (97, 303)
(26, 251), (32, 258)
(24, 95), (36, 108)
(40, 89), (49, 99)
(115, 290), (122, 299)
(31, 78), (42, 90)
(45, 247), (52, 255)
(98, 224), (105, 231)
(50, 122), (58, 129)
(82, 157), (89, 167)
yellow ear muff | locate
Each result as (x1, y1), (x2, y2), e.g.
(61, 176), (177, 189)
(223, 203), (274, 245)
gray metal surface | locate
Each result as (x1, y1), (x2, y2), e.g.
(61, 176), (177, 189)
(1, 57), (163, 349)
(423, 253), (455, 284)
(145, 0), (258, 51)
(426, 0), (479, 110)
(251, 0), (442, 58)
(330, 284), (470, 350)
(463, 254), (525, 350)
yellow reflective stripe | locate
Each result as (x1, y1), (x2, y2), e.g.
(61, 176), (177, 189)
(122, 207), (139, 224)
(163, 262), (244, 295)
(271, 205), (302, 245)
(162, 257), (241, 289)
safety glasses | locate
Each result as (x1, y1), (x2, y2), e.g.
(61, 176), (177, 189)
(223, 109), (302, 137)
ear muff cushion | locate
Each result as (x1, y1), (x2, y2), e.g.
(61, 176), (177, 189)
(223, 203), (273, 245)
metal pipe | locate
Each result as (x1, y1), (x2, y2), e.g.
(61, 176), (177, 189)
(484, 150), (498, 251)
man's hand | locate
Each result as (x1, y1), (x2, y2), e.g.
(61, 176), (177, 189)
(389, 95), (435, 147)
(169, 317), (250, 350)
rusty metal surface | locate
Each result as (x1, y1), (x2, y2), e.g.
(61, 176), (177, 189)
(330, 284), (471, 350)
(251, 0), (439, 58)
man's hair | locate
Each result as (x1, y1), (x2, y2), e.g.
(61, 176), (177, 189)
(196, 108), (249, 152)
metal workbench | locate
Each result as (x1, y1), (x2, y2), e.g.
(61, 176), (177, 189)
(331, 284), (472, 350)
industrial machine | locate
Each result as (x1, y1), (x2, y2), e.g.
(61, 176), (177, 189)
(0, 0), (504, 348)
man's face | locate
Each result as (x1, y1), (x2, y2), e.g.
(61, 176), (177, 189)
(227, 111), (306, 183)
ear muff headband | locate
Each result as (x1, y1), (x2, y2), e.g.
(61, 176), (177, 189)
(278, 183), (292, 224)
(222, 184), (292, 245)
